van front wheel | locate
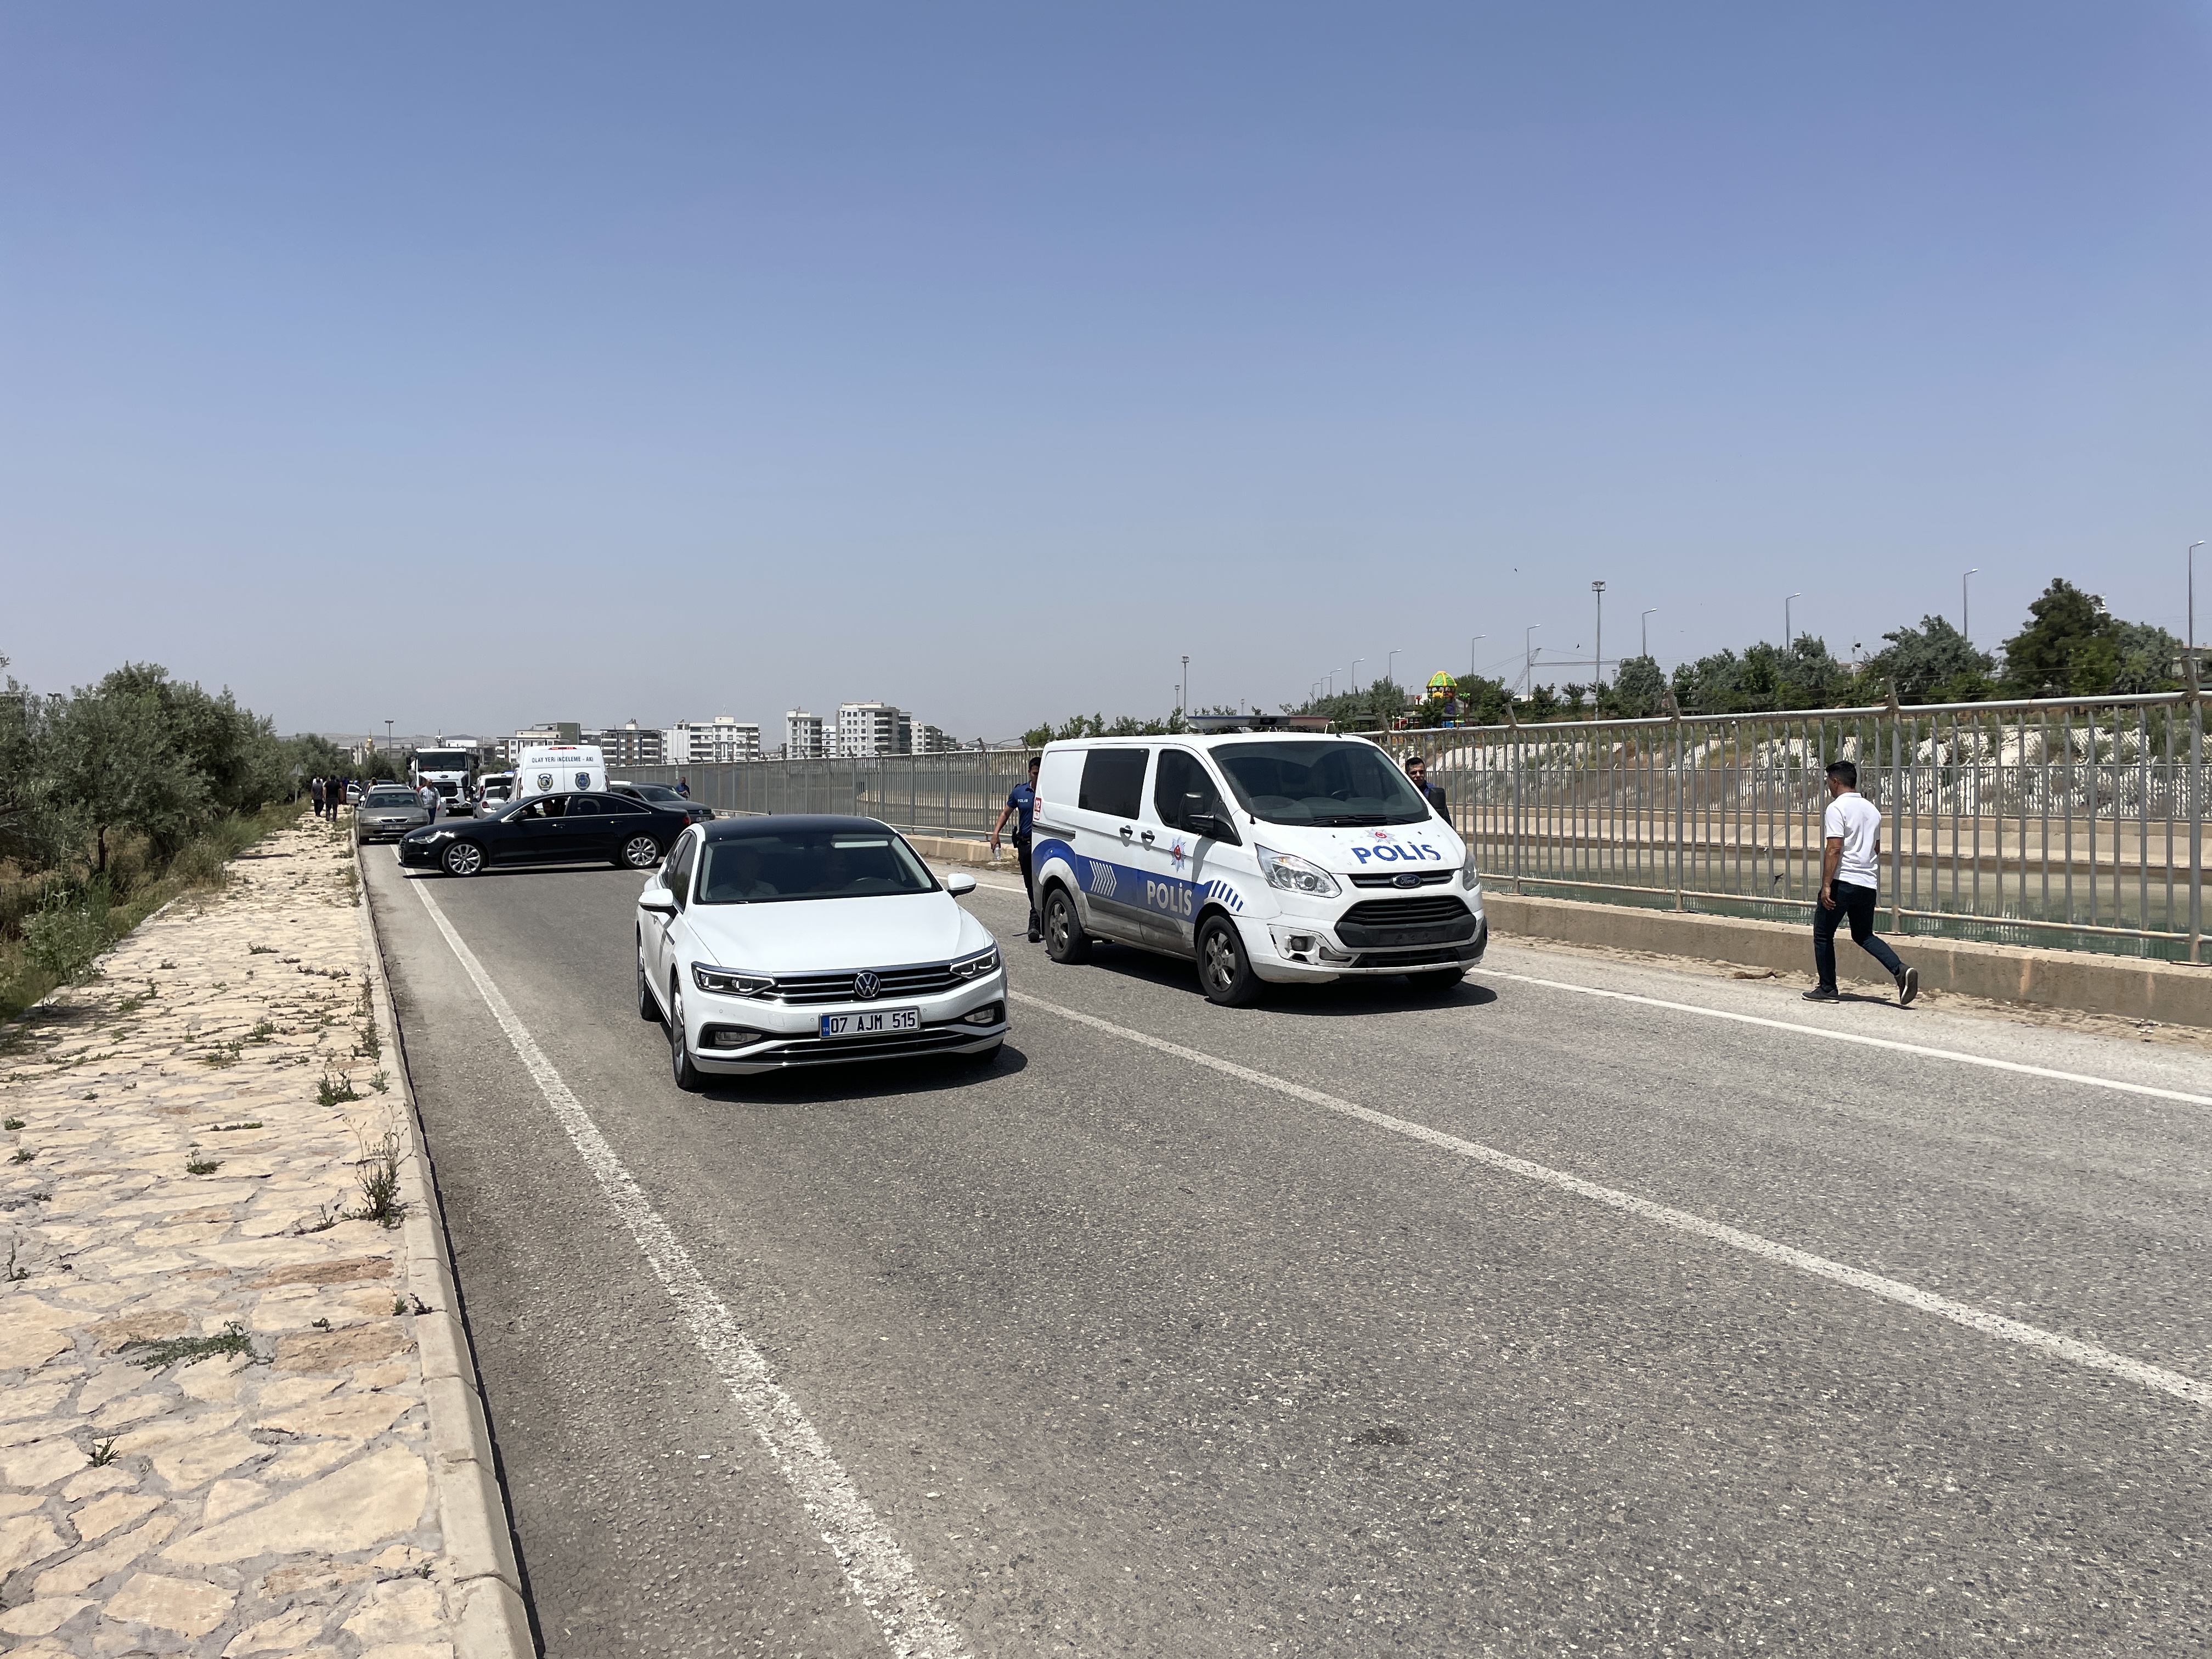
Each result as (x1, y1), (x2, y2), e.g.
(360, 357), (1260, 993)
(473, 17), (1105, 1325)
(1042, 887), (1091, 965)
(1197, 916), (1262, 1007)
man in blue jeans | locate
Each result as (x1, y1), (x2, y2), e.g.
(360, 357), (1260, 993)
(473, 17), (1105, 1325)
(1806, 759), (1919, 1006)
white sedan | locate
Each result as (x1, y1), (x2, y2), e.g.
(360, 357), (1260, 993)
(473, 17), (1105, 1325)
(637, 815), (1009, 1088)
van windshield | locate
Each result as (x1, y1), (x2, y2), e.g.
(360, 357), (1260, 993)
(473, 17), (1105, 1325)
(1210, 742), (1431, 826)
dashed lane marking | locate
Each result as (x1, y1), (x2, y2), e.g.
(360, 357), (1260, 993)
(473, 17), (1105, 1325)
(1011, 988), (2210, 1409)
(415, 883), (965, 1657)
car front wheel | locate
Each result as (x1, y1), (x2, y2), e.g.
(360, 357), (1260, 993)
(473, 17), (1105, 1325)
(617, 834), (663, 870)
(441, 840), (484, 877)
(669, 980), (702, 1092)
(637, 943), (661, 1022)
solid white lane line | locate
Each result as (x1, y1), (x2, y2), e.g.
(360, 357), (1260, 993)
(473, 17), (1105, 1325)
(1487, 969), (2212, 1110)
(1010, 988), (2210, 1409)
(415, 885), (964, 1658)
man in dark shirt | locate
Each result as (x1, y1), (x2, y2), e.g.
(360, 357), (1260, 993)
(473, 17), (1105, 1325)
(1405, 755), (1448, 817)
(989, 756), (1043, 942)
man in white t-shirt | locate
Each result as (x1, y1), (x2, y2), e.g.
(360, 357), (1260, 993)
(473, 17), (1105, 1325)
(1805, 760), (1918, 1006)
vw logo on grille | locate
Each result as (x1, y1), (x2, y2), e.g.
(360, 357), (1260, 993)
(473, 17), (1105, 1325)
(1393, 872), (1422, 888)
(854, 971), (881, 1000)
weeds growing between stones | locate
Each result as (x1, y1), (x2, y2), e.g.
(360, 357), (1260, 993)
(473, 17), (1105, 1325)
(122, 1321), (261, 1370)
(348, 1124), (405, 1228)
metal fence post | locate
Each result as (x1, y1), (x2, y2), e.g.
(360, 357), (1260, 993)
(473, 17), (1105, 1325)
(2191, 664), (2204, 964)
(1887, 681), (1903, 929)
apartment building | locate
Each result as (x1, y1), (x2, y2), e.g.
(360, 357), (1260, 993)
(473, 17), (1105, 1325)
(664, 715), (761, 765)
(785, 709), (826, 760)
(499, 721), (581, 764)
(837, 701), (904, 757)
(587, 720), (665, 767)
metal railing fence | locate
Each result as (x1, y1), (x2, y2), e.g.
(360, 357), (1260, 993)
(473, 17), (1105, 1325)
(622, 690), (2206, 963)
(1387, 691), (2205, 963)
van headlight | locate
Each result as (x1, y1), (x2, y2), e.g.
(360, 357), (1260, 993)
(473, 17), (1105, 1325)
(693, 964), (775, 997)
(1460, 861), (1479, 890)
(1256, 845), (1340, 899)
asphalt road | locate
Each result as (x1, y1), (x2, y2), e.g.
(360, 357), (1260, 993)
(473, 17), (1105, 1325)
(360, 844), (2212, 1657)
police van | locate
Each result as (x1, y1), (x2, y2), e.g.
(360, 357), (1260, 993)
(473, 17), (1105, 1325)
(1031, 719), (1486, 1006)
(512, 744), (608, 804)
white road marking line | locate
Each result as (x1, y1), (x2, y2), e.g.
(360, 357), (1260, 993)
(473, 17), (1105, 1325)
(415, 885), (964, 1657)
(1487, 969), (2212, 1110)
(1010, 988), (2210, 1409)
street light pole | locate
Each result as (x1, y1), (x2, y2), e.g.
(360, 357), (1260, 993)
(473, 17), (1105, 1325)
(1328, 668), (1342, 697)
(1387, 647), (1401, 687)
(1592, 582), (1606, 690)
(1785, 592), (1802, 648)
(2190, 543), (2202, 673)
(1523, 626), (1542, 695)
(1640, 609), (1656, 661)
(1962, 569), (1978, 646)
(1351, 658), (1364, 694)
(1181, 655), (1189, 714)
(1469, 636), (1485, 679)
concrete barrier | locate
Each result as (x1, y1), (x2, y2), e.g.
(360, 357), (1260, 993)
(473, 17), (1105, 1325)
(906, 832), (1011, 870)
(1483, 892), (2211, 1029)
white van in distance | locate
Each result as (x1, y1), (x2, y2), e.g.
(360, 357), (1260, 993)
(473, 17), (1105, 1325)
(512, 745), (608, 803)
(1030, 719), (1486, 1005)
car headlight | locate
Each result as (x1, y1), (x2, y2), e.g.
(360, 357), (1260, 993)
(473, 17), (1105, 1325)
(950, 946), (1000, 979)
(693, 963), (775, 997)
(1256, 845), (1340, 899)
(1460, 861), (1479, 890)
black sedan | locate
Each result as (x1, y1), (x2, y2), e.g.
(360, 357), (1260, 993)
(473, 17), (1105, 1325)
(610, 781), (715, 825)
(397, 791), (692, 877)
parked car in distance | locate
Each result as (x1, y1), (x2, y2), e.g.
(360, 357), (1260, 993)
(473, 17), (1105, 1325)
(398, 790), (691, 878)
(345, 782), (364, 805)
(356, 786), (431, 843)
(611, 781), (714, 825)
(475, 772), (515, 816)
(636, 815), (1007, 1087)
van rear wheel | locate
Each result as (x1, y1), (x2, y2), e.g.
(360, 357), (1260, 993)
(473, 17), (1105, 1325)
(1197, 916), (1263, 1007)
(1042, 887), (1091, 965)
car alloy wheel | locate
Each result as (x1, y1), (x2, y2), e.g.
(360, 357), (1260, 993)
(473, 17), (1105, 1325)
(669, 981), (702, 1091)
(637, 944), (660, 1022)
(1197, 916), (1262, 1007)
(620, 835), (662, 870)
(441, 840), (484, 877)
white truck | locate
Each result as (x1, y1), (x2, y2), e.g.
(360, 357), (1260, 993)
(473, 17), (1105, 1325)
(512, 744), (608, 803)
(409, 747), (475, 811)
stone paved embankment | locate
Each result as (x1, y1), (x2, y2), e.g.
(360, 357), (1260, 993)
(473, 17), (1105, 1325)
(0, 815), (522, 1658)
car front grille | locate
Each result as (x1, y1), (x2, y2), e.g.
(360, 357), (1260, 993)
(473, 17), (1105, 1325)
(726, 1024), (998, 1066)
(1347, 870), (1454, 889)
(766, 963), (966, 1005)
(1334, 894), (1477, 950)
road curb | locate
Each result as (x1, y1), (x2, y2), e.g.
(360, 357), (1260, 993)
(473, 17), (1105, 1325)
(353, 845), (538, 1659)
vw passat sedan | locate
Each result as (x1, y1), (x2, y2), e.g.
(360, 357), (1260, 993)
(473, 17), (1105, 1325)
(637, 816), (1008, 1087)
(398, 790), (691, 876)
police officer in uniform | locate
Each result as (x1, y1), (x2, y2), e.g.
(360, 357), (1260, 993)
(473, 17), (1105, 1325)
(990, 756), (1043, 943)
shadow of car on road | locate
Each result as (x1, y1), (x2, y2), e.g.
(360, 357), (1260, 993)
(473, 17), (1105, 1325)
(1024, 940), (1499, 1017)
(685, 1042), (1030, 1107)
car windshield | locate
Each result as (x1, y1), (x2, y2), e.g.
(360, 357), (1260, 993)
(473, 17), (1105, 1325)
(695, 829), (936, 904)
(1210, 741), (1432, 826)
(364, 792), (416, 805)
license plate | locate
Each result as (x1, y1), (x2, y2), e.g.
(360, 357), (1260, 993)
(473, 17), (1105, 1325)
(818, 1007), (920, 1039)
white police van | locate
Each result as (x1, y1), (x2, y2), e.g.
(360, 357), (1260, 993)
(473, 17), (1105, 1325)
(1031, 718), (1486, 1005)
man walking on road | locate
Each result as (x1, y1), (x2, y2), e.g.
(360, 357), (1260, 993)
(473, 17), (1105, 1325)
(990, 755), (1044, 943)
(1404, 754), (1447, 817)
(1807, 760), (1918, 1006)
(311, 776), (326, 820)
(419, 779), (439, 822)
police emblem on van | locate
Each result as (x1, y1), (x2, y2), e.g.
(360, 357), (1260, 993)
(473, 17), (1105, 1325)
(574, 771), (591, 789)
(536, 773), (552, 791)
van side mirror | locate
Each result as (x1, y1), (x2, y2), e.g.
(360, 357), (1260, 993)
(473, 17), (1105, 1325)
(1182, 793), (1222, 840)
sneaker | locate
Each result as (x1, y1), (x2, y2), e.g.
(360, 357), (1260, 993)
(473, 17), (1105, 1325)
(1897, 965), (1919, 1007)
(1801, 986), (1839, 1002)
(1026, 920), (1043, 943)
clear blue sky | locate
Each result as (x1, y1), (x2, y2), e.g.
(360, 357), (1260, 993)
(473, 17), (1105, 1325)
(4, 3), (2206, 740)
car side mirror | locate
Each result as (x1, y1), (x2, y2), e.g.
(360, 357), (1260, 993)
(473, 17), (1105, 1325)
(639, 889), (678, 914)
(1182, 793), (1220, 839)
(944, 872), (978, 896)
